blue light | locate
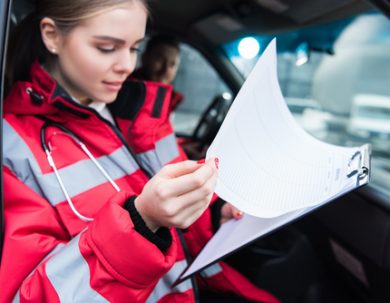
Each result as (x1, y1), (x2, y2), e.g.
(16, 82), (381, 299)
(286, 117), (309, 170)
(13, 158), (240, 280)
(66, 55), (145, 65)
(238, 37), (260, 59)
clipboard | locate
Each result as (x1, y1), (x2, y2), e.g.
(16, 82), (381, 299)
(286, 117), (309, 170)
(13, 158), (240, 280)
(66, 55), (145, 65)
(172, 39), (372, 287)
(347, 144), (370, 186)
(173, 143), (371, 286)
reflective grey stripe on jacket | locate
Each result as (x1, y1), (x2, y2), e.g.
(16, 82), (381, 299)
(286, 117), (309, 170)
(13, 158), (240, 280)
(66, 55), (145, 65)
(146, 259), (192, 303)
(136, 133), (180, 176)
(45, 232), (109, 302)
(12, 233), (104, 303)
(12, 243), (66, 303)
(3, 121), (179, 205)
(200, 263), (223, 278)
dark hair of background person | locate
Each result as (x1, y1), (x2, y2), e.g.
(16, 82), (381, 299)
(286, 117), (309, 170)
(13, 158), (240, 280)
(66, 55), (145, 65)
(143, 34), (180, 55)
(5, 0), (149, 94)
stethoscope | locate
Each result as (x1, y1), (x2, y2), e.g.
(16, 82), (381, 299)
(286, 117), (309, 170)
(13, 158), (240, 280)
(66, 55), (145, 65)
(41, 121), (120, 222)
(41, 122), (200, 301)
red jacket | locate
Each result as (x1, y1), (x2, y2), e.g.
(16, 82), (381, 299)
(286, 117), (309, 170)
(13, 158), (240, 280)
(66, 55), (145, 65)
(1, 62), (279, 303)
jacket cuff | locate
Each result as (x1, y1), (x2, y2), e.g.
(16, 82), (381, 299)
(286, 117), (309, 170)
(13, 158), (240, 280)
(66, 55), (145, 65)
(124, 196), (172, 251)
(87, 197), (177, 288)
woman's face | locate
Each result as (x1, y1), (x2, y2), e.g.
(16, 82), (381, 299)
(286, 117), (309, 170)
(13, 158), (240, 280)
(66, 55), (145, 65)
(47, 2), (147, 104)
(144, 44), (180, 84)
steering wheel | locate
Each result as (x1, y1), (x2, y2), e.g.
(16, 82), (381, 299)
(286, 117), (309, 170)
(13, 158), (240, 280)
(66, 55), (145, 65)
(192, 93), (233, 150)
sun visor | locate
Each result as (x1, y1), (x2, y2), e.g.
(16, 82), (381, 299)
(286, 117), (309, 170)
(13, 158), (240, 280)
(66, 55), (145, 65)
(193, 13), (245, 44)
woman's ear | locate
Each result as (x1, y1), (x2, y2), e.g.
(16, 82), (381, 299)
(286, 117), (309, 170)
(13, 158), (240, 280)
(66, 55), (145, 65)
(40, 17), (61, 55)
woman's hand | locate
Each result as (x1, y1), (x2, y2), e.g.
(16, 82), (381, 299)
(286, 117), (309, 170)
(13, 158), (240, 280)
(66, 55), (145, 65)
(134, 158), (218, 232)
(220, 203), (244, 226)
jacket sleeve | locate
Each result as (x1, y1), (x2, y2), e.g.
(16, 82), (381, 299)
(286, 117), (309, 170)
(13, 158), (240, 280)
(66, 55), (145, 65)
(0, 167), (177, 303)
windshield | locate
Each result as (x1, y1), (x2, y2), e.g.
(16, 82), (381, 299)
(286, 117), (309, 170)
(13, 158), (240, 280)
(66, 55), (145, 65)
(223, 11), (390, 192)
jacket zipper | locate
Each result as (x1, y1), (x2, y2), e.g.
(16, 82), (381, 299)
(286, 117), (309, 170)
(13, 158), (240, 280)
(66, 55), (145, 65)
(56, 98), (199, 300)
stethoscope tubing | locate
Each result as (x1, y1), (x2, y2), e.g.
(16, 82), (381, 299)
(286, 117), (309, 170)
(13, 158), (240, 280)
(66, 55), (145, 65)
(41, 121), (120, 222)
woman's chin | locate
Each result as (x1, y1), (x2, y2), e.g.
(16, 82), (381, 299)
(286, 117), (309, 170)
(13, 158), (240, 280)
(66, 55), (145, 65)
(94, 92), (119, 104)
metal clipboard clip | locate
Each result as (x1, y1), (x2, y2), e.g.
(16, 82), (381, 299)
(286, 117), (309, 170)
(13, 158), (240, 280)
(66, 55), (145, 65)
(346, 144), (371, 187)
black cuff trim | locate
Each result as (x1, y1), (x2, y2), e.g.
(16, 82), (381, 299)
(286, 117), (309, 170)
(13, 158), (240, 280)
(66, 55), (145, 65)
(210, 198), (226, 233)
(124, 196), (172, 251)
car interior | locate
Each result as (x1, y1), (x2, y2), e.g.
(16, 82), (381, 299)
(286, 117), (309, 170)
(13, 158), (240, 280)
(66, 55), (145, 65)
(1, 0), (390, 302)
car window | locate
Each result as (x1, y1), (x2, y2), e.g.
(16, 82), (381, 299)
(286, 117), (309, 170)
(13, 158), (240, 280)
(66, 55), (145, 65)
(171, 43), (232, 136)
(223, 11), (390, 192)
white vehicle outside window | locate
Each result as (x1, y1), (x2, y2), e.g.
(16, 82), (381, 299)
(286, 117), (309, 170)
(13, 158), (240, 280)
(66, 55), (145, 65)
(223, 11), (390, 192)
(348, 94), (390, 153)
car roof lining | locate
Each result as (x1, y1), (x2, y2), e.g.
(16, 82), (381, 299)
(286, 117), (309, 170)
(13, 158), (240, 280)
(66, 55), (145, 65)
(148, 0), (374, 44)
(11, 0), (374, 45)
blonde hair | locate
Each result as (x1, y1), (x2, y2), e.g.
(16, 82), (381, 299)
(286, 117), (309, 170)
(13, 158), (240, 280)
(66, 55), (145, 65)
(36, 0), (148, 32)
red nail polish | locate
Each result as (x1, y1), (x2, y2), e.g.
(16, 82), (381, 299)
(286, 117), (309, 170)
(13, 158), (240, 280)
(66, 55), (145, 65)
(214, 157), (219, 169)
(197, 159), (205, 164)
(235, 211), (243, 218)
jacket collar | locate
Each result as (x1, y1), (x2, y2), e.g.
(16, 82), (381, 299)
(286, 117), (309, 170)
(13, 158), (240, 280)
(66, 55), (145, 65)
(4, 62), (174, 123)
(4, 61), (92, 119)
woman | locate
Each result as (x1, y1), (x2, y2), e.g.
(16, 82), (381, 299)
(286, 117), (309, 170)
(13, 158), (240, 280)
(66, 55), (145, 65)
(132, 34), (183, 113)
(1, 0), (280, 302)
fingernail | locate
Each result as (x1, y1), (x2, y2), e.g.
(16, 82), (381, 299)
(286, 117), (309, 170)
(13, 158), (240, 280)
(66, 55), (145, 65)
(235, 211), (243, 218)
(197, 159), (205, 164)
(214, 157), (219, 169)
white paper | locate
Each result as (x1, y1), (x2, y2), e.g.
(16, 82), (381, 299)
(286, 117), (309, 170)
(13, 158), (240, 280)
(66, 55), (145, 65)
(207, 39), (361, 218)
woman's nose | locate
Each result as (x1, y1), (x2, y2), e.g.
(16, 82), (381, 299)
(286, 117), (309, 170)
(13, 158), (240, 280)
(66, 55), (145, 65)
(114, 51), (137, 75)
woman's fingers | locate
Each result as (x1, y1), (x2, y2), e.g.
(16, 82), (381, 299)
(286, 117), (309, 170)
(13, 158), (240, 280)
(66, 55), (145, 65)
(158, 168), (217, 222)
(159, 158), (218, 197)
(172, 174), (217, 210)
(158, 160), (201, 178)
(166, 196), (211, 228)
(135, 158), (219, 230)
(220, 203), (244, 226)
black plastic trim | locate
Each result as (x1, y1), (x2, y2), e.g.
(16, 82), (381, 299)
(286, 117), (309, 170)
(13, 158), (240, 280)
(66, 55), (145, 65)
(151, 86), (167, 118)
(0, 0), (12, 264)
(368, 0), (390, 18)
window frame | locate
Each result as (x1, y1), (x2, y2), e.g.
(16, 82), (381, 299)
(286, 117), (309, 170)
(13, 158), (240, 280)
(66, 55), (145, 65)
(0, 0), (12, 262)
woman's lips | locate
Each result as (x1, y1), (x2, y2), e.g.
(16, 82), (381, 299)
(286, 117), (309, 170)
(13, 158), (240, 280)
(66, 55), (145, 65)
(103, 81), (123, 91)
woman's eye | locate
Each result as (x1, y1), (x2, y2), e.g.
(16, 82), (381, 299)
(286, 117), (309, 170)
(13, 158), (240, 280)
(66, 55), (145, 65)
(130, 47), (141, 53)
(97, 46), (116, 53)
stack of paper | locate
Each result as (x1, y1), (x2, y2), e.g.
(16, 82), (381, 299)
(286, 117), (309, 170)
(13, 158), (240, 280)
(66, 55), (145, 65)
(176, 38), (370, 283)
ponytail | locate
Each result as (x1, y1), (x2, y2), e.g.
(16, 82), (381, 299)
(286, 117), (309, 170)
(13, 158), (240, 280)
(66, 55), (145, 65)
(5, 13), (48, 93)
